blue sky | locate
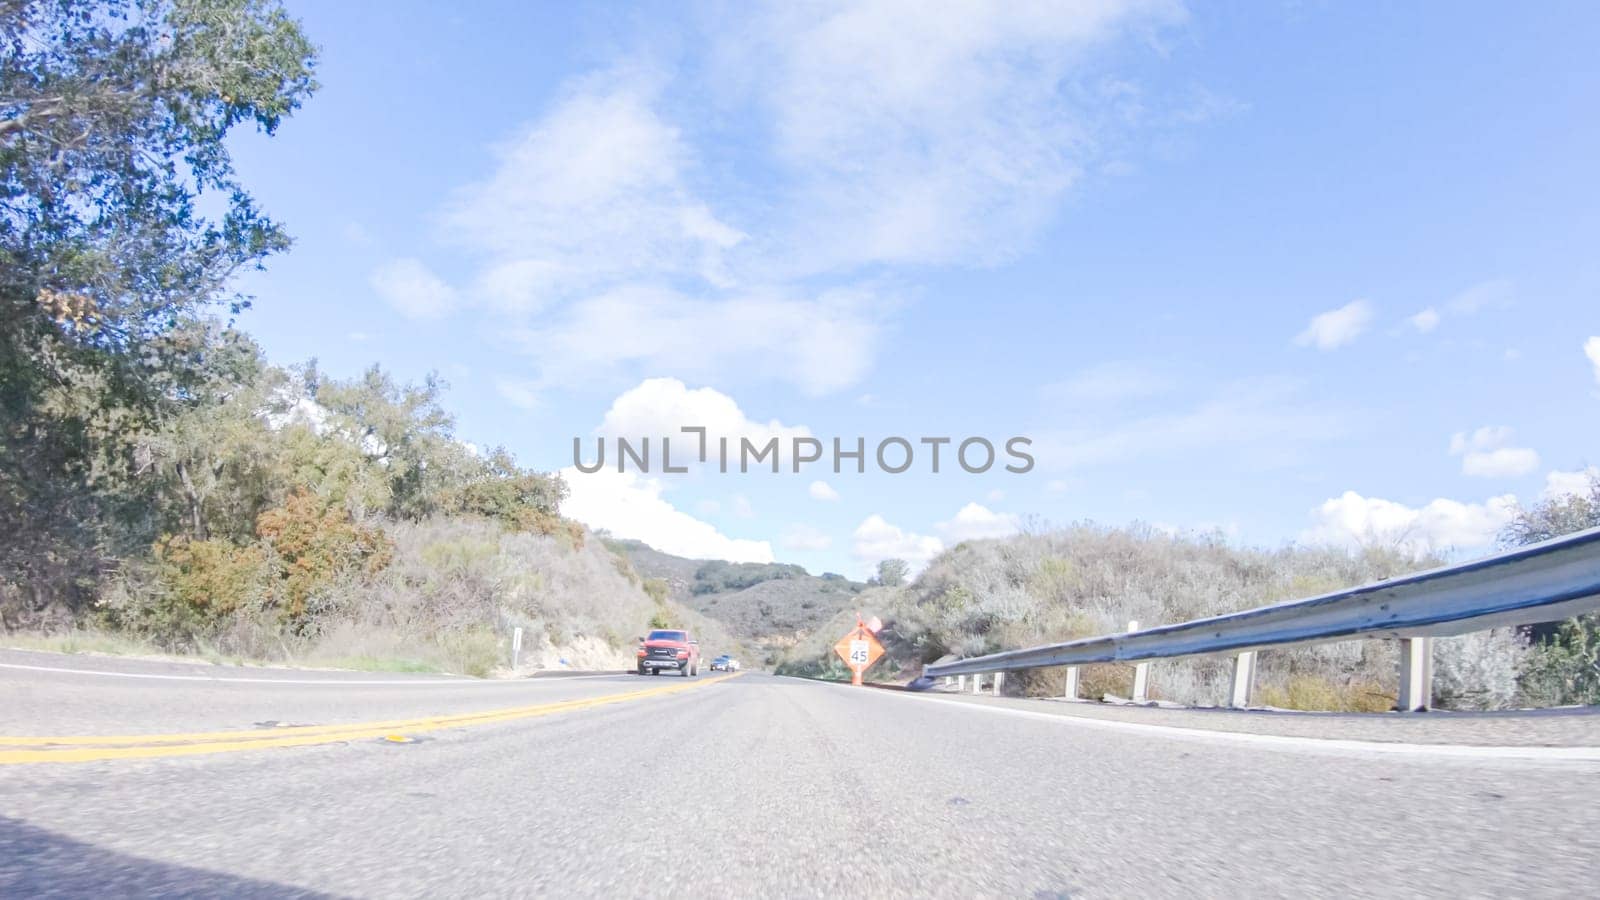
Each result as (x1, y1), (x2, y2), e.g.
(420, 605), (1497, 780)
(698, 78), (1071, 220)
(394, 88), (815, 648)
(228, 1), (1600, 578)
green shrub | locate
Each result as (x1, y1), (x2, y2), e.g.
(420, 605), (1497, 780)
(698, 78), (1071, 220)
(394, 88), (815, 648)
(642, 577), (669, 604)
(1518, 614), (1600, 707)
(691, 560), (806, 594)
(437, 627), (502, 677)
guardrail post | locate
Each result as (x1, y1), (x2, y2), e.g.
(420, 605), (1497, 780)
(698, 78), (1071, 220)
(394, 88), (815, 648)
(1063, 666), (1079, 700)
(957, 674), (965, 692)
(992, 672), (1004, 696)
(1128, 621), (1150, 703)
(972, 673), (984, 695)
(1398, 637), (1434, 712)
(1229, 650), (1256, 708)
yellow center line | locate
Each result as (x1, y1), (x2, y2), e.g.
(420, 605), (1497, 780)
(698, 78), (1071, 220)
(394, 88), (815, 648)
(0, 672), (742, 764)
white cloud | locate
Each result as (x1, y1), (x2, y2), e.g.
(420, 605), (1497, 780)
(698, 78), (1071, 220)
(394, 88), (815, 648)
(1301, 490), (1519, 556)
(440, 72), (738, 296)
(559, 467), (773, 562)
(1448, 426), (1510, 455)
(1403, 280), (1513, 335)
(1460, 448), (1540, 478)
(985, 488), (1006, 502)
(731, 494), (755, 519)
(595, 377), (812, 469)
(717, 1), (1190, 272)
(392, 6), (1202, 396)
(1044, 361), (1172, 407)
(851, 514), (943, 573)
(936, 502), (1021, 543)
(1449, 426), (1539, 478)
(370, 258), (458, 320)
(1446, 278), (1513, 315)
(1295, 299), (1374, 350)
(808, 480), (840, 501)
(781, 524), (833, 552)
(1408, 308), (1440, 333)
(1543, 467), (1599, 500)
(431, 71), (885, 395)
(513, 283), (886, 396)
(1585, 336), (1600, 385)
(494, 378), (540, 411)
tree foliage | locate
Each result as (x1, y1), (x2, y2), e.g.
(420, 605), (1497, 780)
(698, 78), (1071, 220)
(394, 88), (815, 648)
(1, 0), (317, 620)
(873, 558), (909, 588)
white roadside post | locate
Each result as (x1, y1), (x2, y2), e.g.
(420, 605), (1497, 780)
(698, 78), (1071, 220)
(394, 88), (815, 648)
(1063, 666), (1080, 700)
(1128, 621), (1150, 703)
(957, 674), (966, 692)
(1229, 650), (1257, 709)
(972, 673), (984, 695)
(1398, 637), (1434, 712)
(511, 626), (524, 670)
(992, 672), (1004, 697)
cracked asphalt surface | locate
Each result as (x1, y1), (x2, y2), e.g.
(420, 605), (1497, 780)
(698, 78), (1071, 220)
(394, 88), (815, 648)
(3, 650), (1598, 897)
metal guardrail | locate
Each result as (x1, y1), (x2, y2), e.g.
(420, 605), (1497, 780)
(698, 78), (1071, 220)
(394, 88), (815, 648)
(922, 525), (1600, 710)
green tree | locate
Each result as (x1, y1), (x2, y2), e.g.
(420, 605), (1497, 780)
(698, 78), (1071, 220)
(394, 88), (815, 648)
(310, 365), (458, 520)
(875, 558), (909, 588)
(135, 321), (281, 543)
(1, 0), (317, 620)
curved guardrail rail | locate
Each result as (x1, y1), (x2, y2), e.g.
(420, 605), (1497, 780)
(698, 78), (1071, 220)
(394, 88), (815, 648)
(922, 525), (1600, 710)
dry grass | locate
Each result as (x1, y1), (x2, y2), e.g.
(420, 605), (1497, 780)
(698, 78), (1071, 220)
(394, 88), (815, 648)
(1258, 675), (1395, 713)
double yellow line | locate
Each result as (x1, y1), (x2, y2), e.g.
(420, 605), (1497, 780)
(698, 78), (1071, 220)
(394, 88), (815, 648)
(0, 671), (741, 765)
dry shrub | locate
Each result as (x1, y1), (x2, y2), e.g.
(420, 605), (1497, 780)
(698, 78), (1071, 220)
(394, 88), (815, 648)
(780, 523), (1527, 709)
(152, 536), (271, 617)
(1079, 663), (1134, 701)
(256, 488), (392, 618)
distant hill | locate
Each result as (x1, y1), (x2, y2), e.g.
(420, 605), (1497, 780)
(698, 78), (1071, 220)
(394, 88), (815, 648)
(604, 538), (867, 663)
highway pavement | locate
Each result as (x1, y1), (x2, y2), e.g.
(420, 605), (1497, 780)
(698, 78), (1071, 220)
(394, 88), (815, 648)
(3, 649), (1598, 897)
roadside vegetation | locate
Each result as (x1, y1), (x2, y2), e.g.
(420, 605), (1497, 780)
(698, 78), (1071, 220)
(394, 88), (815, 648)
(0, 0), (743, 674)
(779, 484), (1600, 711)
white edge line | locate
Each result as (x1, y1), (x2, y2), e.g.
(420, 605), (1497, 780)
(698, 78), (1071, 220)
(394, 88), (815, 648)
(0, 661), (626, 686)
(859, 684), (1600, 763)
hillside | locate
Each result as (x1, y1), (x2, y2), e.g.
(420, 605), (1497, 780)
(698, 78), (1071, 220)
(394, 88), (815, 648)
(607, 539), (867, 663)
(775, 524), (1534, 711)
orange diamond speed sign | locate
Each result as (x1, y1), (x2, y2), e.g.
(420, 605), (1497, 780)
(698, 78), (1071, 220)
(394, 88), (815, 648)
(833, 621), (884, 683)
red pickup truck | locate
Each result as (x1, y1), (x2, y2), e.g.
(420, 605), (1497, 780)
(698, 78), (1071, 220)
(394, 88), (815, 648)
(636, 629), (700, 676)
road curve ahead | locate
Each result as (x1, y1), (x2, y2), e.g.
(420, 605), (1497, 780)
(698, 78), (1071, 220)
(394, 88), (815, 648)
(3, 652), (1598, 898)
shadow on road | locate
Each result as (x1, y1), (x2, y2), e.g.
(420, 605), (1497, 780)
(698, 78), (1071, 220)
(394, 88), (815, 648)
(0, 815), (331, 898)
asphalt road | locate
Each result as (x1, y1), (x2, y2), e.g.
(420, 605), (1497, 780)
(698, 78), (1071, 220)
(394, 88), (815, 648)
(3, 651), (1599, 898)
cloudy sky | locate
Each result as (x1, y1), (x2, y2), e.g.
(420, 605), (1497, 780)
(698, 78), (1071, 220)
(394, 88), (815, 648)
(231, 1), (1599, 578)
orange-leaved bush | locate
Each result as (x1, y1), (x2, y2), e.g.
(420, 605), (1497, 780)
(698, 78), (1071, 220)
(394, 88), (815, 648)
(255, 489), (392, 618)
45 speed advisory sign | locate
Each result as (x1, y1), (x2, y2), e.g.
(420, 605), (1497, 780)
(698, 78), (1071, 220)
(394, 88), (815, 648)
(833, 617), (885, 686)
